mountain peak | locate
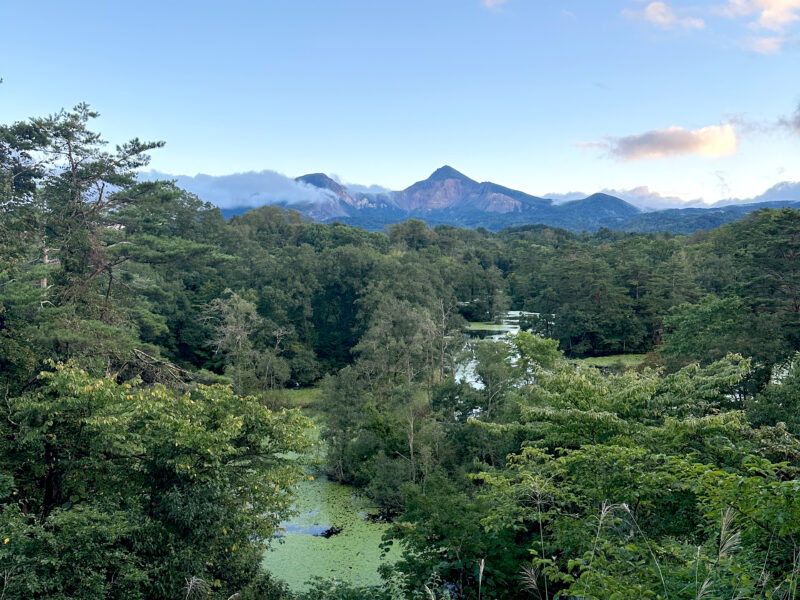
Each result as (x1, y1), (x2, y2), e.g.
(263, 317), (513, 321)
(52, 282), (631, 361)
(296, 172), (343, 192)
(295, 172), (354, 207)
(564, 193), (640, 216)
(583, 192), (630, 204)
(427, 165), (474, 183)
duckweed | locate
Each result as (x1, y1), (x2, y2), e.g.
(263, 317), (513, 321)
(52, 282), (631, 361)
(262, 475), (400, 590)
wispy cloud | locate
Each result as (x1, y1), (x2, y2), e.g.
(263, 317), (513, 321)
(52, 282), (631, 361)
(140, 170), (339, 209)
(725, 104), (800, 136)
(744, 35), (785, 52)
(572, 141), (609, 149)
(624, 1), (799, 53)
(482, 0), (507, 9)
(716, 0), (800, 51)
(718, 0), (800, 31)
(596, 124), (739, 160)
(778, 102), (800, 134)
(623, 1), (705, 29)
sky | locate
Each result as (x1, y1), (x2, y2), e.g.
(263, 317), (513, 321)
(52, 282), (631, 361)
(1, 0), (799, 204)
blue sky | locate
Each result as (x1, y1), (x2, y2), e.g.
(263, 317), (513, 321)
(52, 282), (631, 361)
(1, 0), (798, 203)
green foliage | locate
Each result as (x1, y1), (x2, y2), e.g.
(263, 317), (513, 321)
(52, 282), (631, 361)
(4, 105), (800, 600)
(747, 354), (800, 434)
(0, 363), (313, 599)
(662, 295), (756, 365)
(388, 476), (524, 600)
(385, 343), (799, 599)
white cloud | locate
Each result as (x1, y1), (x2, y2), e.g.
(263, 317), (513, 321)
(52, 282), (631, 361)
(546, 181), (800, 210)
(745, 35), (784, 51)
(718, 0), (800, 30)
(606, 124), (739, 160)
(759, 0), (800, 28)
(346, 183), (393, 194)
(483, 0), (507, 8)
(140, 170), (339, 209)
(624, 2), (705, 29)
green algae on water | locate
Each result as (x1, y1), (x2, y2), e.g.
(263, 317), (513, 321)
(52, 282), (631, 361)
(262, 475), (401, 591)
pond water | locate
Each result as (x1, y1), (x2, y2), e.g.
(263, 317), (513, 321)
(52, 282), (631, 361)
(456, 311), (540, 388)
(262, 413), (402, 594)
(261, 473), (401, 590)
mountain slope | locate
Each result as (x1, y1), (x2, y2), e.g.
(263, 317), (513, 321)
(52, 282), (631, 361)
(300, 166), (640, 231)
(621, 200), (800, 234)
(200, 166), (800, 234)
(392, 166), (551, 214)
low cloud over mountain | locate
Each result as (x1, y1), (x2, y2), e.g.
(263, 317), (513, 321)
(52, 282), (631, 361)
(141, 170), (338, 209)
(545, 186), (706, 211)
(141, 166), (799, 234)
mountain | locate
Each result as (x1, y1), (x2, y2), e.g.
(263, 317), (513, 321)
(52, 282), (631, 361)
(621, 199), (800, 234)
(545, 187), (708, 211)
(713, 181), (800, 207)
(295, 173), (351, 204)
(295, 173), (398, 213)
(392, 165), (550, 214)
(289, 166), (641, 231)
(170, 166), (800, 234)
(560, 193), (640, 219)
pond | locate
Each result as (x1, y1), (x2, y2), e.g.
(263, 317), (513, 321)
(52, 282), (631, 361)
(456, 311), (541, 387)
(262, 405), (402, 592)
(261, 473), (401, 590)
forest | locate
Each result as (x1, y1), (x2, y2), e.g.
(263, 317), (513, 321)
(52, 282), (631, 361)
(2, 106), (800, 599)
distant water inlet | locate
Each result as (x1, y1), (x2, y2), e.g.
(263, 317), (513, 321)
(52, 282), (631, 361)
(457, 310), (545, 388)
(261, 474), (401, 591)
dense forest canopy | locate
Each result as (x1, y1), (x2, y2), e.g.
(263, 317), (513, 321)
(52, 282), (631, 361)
(2, 107), (800, 599)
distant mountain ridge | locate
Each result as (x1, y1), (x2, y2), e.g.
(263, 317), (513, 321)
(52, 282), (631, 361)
(278, 166), (641, 232)
(182, 165), (799, 233)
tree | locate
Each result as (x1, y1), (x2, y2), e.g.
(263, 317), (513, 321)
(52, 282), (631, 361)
(352, 298), (437, 389)
(661, 295), (754, 365)
(0, 362), (313, 600)
(319, 365), (374, 483)
(31, 104), (164, 301)
(388, 219), (438, 251)
(205, 290), (263, 394)
(747, 353), (800, 434)
(533, 244), (634, 356)
(661, 295), (782, 390)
